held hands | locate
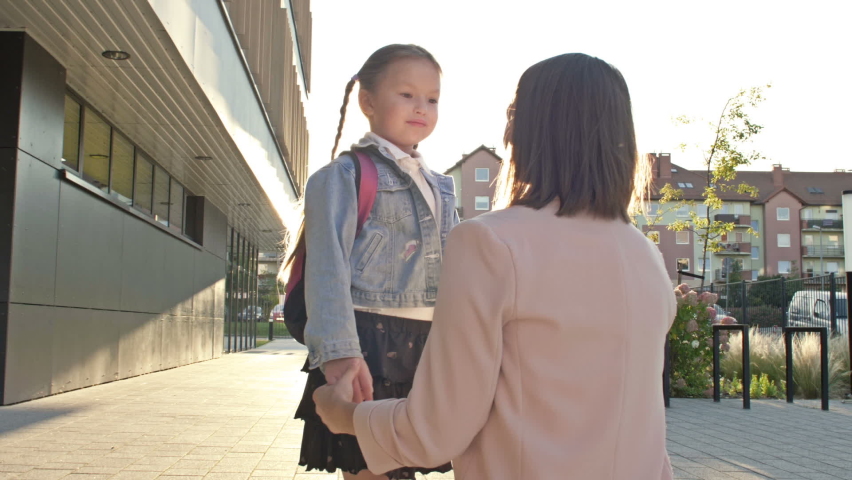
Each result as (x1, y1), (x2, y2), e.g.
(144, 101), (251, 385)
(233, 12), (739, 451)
(322, 357), (374, 402)
(313, 359), (363, 435)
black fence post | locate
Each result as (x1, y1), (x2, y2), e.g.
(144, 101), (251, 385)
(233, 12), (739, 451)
(847, 271), (852, 396)
(820, 329), (829, 411)
(713, 328), (720, 402)
(712, 324), (750, 409)
(743, 327), (751, 409)
(741, 280), (748, 325)
(783, 326), (830, 411)
(781, 277), (788, 327)
(663, 337), (671, 408)
(710, 282), (715, 294)
(785, 330), (794, 403)
(829, 273), (837, 334)
(268, 300), (274, 341)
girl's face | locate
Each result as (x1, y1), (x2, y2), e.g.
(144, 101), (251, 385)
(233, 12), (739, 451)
(359, 58), (440, 156)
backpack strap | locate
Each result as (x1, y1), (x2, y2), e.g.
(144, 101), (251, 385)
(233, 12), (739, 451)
(285, 151), (378, 297)
(353, 150), (378, 235)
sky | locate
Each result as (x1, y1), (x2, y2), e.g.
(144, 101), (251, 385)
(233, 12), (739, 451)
(303, 0), (852, 177)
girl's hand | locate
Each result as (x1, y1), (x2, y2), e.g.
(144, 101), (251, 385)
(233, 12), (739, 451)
(322, 357), (374, 402)
(313, 362), (359, 435)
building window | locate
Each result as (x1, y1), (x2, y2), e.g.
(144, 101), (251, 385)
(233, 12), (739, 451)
(169, 178), (185, 233)
(676, 231), (690, 244)
(697, 258), (710, 272)
(647, 203), (660, 217)
(803, 234), (813, 246)
(82, 109), (111, 193)
(734, 204), (744, 215)
(646, 231), (660, 244)
(826, 209), (839, 220)
(777, 207), (790, 221)
(802, 209), (812, 219)
(697, 204), (708, 217)
(778, 261), (791, 274)
(475, 168), (489, 182)
(751, 270), (759, 281)
(110, 131), (134, 206)
(62, 95), (81, 170)
(676, 258), (690, 271)
(133, 153), (154, 214)
(676, 205), (689, 217)
(475, 196), (490, 211)
(827, 262), (839, 273)
(59, 92), (195, 241)
(751, 246), (759, 259)
(153, 166), (170, 226)
(751, 220), (759, 233)
(735, 232), (744, 242)
(828, 235), (840, 246)
(777, 233), (791, 248)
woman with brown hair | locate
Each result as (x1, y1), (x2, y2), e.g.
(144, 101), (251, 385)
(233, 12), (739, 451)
(313, 53), (675, 480)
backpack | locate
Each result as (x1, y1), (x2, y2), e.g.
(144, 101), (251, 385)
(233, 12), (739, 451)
(283, 151), (378, 344)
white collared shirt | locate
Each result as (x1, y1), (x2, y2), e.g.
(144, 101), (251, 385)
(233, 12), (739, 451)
(356, 133), (438, 220)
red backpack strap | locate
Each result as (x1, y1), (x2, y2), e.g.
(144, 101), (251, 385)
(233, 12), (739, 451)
(285, 151), (377, 297)
(353, 151), (378, 235)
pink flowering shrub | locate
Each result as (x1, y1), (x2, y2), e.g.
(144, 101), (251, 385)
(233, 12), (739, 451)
(669, 284), (736, 397)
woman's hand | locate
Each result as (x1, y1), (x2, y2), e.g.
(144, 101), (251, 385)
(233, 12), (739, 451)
(314, 362), (359, 435)
(322, 357), (373, 402)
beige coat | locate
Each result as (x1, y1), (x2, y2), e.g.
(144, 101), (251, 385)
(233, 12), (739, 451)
(353, 202), (676, 479)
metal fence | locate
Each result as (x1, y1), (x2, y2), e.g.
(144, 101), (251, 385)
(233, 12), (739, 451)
(694, 273), (849, 334)
(252, 299), (292, 340)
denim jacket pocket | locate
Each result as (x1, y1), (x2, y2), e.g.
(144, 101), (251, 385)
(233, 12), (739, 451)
(356, 231), (384, 272)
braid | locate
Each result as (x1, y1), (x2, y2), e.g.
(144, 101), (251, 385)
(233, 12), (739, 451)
(331, 78), (357, 161)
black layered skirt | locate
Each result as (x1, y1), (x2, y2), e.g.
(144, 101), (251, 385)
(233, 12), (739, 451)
(295, 311), (453, 479)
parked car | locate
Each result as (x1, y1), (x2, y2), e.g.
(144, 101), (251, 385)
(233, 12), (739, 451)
(237, 306), (264, 322)
(269, 303), (285, 322)
(787, 291), (848, 334)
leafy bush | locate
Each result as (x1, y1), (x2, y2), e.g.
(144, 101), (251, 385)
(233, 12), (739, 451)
(670, 284), (734, 397)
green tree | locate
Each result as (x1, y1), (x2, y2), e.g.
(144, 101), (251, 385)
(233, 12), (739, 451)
(648, 85), (770, 287)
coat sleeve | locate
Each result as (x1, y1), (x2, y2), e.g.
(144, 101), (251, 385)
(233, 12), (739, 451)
(352, 218), (516, 473)
(303, 160), (362, 369)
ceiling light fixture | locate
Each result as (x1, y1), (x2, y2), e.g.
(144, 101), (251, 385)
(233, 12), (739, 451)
(102, 50), (131, 61)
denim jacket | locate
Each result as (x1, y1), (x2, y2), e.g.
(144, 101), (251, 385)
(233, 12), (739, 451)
(303, 145), (459, 369)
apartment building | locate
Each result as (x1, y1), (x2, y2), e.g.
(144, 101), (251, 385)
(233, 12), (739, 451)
(637, 154), (851, 285)
(444, 145), (502, 220)
(0, 0), (311, 404)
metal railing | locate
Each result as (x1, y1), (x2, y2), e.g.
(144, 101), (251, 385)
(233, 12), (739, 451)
(696, 273), (847, 334)
(714, 214), (751, 226)
(802, 245), (845, 257)
(715, 242), (751, 255)
(802, 219), (843, 230)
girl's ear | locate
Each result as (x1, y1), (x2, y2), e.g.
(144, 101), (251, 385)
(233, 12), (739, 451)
(358, 88), (374, 118)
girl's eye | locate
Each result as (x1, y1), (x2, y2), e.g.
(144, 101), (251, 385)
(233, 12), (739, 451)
(429, 98), (439, 104)
(401, 93), (413, 99)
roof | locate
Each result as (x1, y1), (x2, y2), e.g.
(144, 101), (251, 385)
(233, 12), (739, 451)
(651, 163), (852, 206)
(444, 145), (502, 175)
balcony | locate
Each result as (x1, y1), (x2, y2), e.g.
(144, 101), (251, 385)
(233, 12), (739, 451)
(801, 245), (845, 257)
(714, 214), (751, 227)
(801, 219), (843, 230)
(715, 242), (751, 255)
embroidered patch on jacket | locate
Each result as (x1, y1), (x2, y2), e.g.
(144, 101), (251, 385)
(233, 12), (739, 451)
(400, 240), (419, 262)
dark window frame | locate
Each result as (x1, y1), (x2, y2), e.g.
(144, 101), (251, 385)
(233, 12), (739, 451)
(60, 89), (195, 244)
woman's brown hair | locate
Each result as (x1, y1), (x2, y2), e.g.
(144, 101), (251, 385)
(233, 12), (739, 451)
(498, 53), (650, 222)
